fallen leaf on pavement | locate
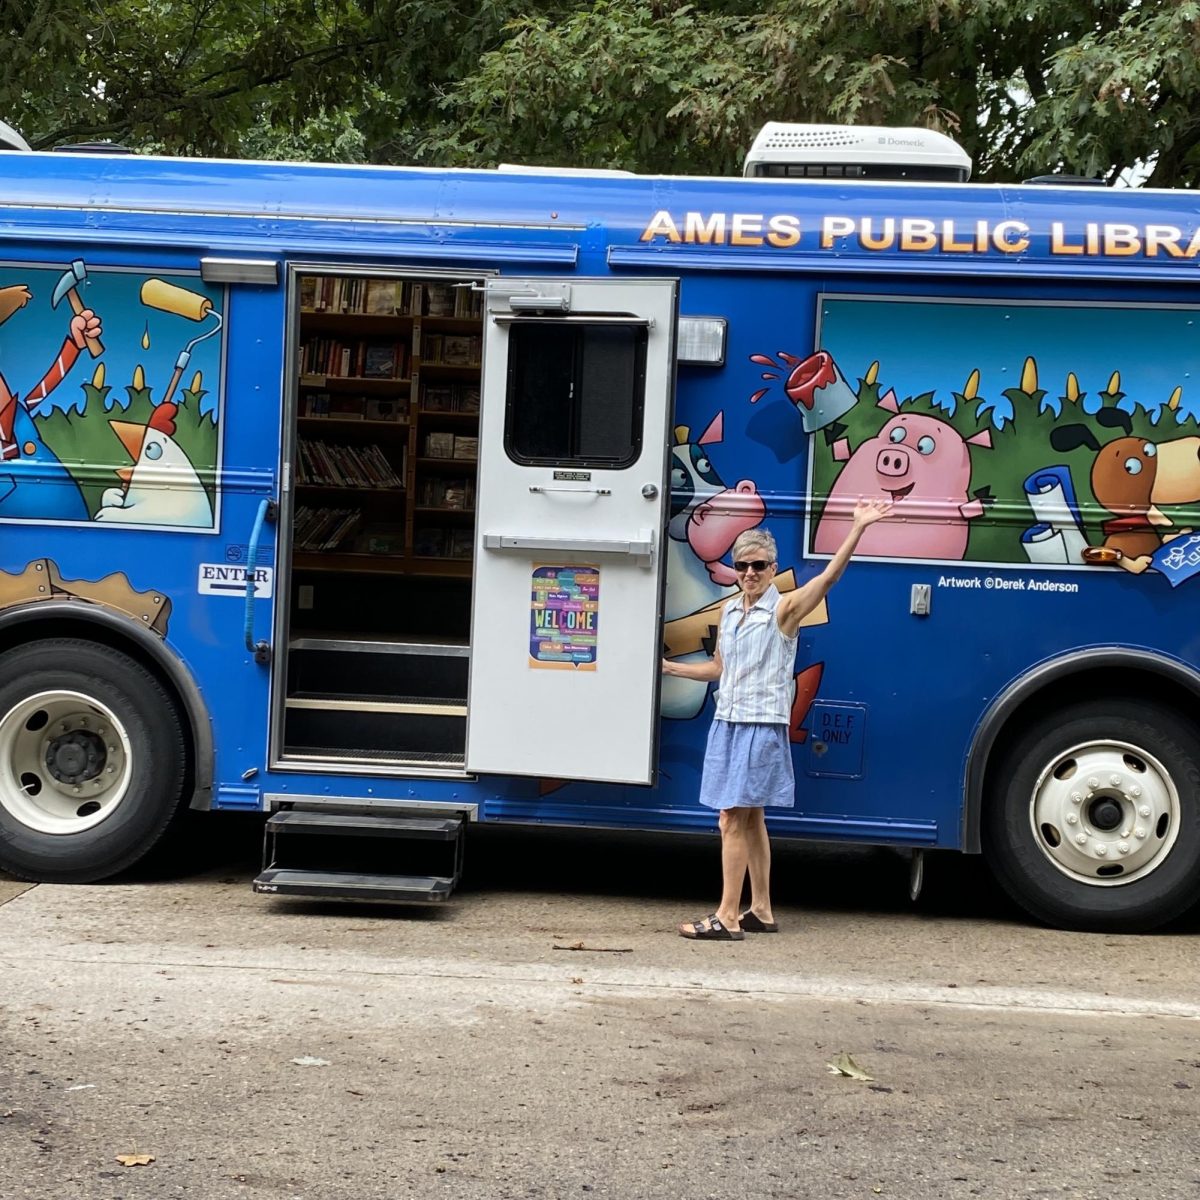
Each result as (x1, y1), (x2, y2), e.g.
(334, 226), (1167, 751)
(826, 1052), (874, 1081)
(552, 943), (632, 953)
(116, 1153), (155, 1167)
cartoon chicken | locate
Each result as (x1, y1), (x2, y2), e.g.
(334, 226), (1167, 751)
(94, 401), (214, 526)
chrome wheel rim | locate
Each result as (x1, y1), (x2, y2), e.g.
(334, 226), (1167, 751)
(1029, 739), (1180, 886)
(0, 690), (132, 835)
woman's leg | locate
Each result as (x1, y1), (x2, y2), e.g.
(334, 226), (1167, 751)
(715, 807), (751, 929)
(744, 807), (774, 924)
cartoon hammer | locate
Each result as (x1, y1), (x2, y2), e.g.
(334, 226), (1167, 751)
(51, 259), (104, 357)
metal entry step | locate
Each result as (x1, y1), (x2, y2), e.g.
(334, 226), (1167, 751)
(286, 693), (468, 716)
(253, 809), (465, 904)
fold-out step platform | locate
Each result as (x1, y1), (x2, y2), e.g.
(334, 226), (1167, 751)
(252, 809), (465, 904)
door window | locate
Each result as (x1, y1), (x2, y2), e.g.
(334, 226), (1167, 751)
(504, 321), (647, 468)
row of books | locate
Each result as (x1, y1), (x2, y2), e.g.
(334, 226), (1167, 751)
(421, 382), (480, 413)
(415, 526), (474, 559)
(420, 332), (482, 367)
(297, 439), (406, 488)
(418, 476), (475, 510)
(300, 338), (410, 380)
(300, 277), (484, 319)
(423, 432), (477, 460)
(300, 391), (408, 422)
(294, 505), (362, 552)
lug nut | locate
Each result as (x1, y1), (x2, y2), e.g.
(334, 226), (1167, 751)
(1109, 774), (1121, 787)
(1139, 805), (1151, 818)
(1095, 844), (1108, 856)
(1118, 843), (1130, 854)
(1067, 813), (1078, 825)
(1130, 786), (1142, 798)
(1076, 833), (1088, 845)
(1135, 828), (1147, 839)
(1071, 791), (1083, 804)
(1087, 776), (1100, 790)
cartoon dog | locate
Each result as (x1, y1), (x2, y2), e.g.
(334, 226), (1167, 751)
(1050, 409), (1200, 573)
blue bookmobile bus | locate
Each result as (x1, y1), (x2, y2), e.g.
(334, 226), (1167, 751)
(1, 122), (1198, 933)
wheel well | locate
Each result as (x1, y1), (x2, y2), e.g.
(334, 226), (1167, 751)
(964, 659), (1200, 853)
(0, 611), (212, 807)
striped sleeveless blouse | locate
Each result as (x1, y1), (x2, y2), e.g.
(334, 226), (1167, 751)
(712, 583), (798, 725)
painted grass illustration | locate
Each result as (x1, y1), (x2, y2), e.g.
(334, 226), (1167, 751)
(813, 357), (1200, 566)
(36, 363), (218, 519)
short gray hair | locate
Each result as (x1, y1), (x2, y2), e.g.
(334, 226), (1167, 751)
(732, 527), (777, 563)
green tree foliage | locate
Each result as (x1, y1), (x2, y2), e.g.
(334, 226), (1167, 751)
(3, 1), (1198, 185)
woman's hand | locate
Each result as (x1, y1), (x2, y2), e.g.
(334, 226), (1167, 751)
(852, 497), (892, 528)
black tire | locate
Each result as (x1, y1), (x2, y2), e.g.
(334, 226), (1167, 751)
(983, 699), (1200, 932)
(0, 638), (188, 883)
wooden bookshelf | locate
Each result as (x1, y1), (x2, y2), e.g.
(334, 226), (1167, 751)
(293, 272), (482, 578)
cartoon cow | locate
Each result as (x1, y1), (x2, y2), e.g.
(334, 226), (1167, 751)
(662, 413), (765, 718)
(94, 401), (213, 527)
(815, 392), (992, 559)
(1050, 408), (1200, 573)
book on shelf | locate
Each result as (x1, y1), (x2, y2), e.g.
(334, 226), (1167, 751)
(297, 439), (406, 488)
(413, 526), (474, 559)
(365, 278), (401, 315)
(364, 395), (406, 422)
(423, 431), (455, 459)
(363, 525), (405, 554)
(300, 275), (483, 319)
(423, 282), (456, 317)
(440, 334), (480, 366)
(302, 392), (408, 422)
(300, 336), (409, 380)
(418, 475), (475, 509)
(452, 435), (478, 459)
(420, 382), (480, 413)
(294, 504), (362, 551)
(362, 343), (398, 379)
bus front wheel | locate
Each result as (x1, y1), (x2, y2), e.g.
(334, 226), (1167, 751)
(983, 700), (1200, 932)
(0, 639), (188, 883)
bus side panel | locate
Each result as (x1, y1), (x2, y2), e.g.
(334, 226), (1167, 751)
(0, 246), (281, 806)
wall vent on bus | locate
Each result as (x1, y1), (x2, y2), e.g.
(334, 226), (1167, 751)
(743, 122), (972, 183)
(0, 120), (32, 152)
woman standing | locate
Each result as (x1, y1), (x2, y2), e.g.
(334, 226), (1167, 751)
(663, 499), (890, 940)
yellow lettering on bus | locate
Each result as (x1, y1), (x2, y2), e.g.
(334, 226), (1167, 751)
(900, 218), (937, 251)
(1103, 224), (1142, 256)
(766, 214), (801, 248)
(730, 213), (764, 246)
(1051, 222), (1084, 254)
(991, 220), (1030, 253)
(858, 218), (896, 251)
(1144, 225), (1187, 257)
(821, 216), (856, 248)
(640, 210), (682, 243)
(684, 212), (727, 244)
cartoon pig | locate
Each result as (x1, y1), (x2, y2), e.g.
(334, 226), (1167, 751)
(814, 392), (992, 559)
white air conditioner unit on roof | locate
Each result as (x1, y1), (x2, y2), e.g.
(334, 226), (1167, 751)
(0, 119), (31, 153)
(744, 122), (971, 182)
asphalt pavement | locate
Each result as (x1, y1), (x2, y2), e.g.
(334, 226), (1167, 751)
(2, 817), (1198, 1199)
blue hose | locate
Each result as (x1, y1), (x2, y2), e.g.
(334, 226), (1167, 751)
(244, 497), (269, 653)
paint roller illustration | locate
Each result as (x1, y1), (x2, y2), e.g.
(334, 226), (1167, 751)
(140, 278), (223, 404)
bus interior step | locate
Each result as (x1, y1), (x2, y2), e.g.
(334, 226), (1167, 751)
(253, 808), (466, 904)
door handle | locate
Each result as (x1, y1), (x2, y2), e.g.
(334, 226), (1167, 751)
(483, 533), (653, 556)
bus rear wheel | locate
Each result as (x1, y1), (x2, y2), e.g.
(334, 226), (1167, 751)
(0, 639), (188, 883)
(983, 700), (1200, 932)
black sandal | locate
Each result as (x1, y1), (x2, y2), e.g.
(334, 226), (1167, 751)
(679, 914), (744, 941)
(738, 910), (779, 933)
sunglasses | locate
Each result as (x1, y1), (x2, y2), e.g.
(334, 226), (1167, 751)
(733, 559), (772, 574)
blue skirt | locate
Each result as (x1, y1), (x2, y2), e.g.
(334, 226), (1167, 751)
(698, 719), (795, 811)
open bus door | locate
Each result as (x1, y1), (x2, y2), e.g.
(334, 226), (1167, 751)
(465, 278), (678, 785)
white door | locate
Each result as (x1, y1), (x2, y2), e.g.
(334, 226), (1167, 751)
(465, 277), (677, 784)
